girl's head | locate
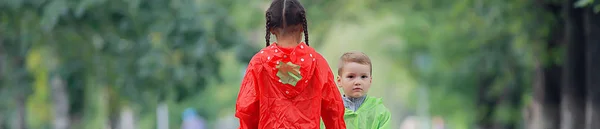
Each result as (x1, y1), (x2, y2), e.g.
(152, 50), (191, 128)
(265, 0), (309, 46)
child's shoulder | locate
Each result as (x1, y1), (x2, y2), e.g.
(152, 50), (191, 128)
(368, 97), (392, 121)
(248, 46), (276, 63)
(247, 45), (328, 67)
(303, 48), (328, 64)
(366, 96), (391, 111)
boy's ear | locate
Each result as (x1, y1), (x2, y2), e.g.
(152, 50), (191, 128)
(336, 76), (342, 87)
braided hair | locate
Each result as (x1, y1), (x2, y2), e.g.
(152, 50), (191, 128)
(265, 0), (309, 46)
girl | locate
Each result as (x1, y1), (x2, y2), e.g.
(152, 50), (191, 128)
(235, 0), (346, 129)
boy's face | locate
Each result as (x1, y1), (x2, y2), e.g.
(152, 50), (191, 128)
(337, 62), (372, 98)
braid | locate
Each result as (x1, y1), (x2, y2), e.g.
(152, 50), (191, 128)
(301, 10), (309, 46)
(265, 12), (271, 46)
(265, 0), (308, 46)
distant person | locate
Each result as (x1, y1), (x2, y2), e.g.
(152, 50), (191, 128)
(333, 51), (392, 129)
(181, 108), (206, 129)
(234, 0), (346, 128)
(399, 116), (419, 129)
(432, 116), (446, 129)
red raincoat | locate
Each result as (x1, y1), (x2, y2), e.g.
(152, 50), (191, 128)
(235, 42), (346, 129)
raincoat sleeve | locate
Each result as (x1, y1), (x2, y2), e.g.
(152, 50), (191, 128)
(378, 108), (392, 129)
(320, 67), (347, 129)
(235, 63), (260, 129)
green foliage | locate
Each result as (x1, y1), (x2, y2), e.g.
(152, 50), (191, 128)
(11, 0), (240, 100)
(575, 0), (600, 13)
(1, 0), (248, 127)
(3, 0), (584, 128)
(575, 0), (595, 7)
(387, 0), (551, 127)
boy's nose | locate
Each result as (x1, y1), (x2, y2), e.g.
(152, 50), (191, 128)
(353, 81), (362, 86)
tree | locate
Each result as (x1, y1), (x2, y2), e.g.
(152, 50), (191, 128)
(1, 0), (247, 128)
(573, 0), (600, 129)
(0, 3), (36, 128)
(388, 0), (600, 128)
(560, 0), (586, 128)
(386, 0), (550, 128)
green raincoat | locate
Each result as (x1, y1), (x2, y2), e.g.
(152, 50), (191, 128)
(321, 96), (392, 129)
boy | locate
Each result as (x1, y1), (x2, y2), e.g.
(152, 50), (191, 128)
(336, 51), (391, 129)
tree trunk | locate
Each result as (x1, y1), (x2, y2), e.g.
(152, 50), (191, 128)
(157, 103), (169, 129)
(506, 71), (525, 129)
(561, 0), (587, 128)
(476, 76), (496, 129)
(0, 114), (3, 129)
(529, 1), (565, 128)
(531, 44), (562, 129)
(584, 7), (600, 129)
(109, 111), (119, 129)
(530, 25), (562, 129)
(524, 59), (543, 129)
(0, 37), (4, 129)
(13, 94), (27, 129)
(51, 75), (70, 129)
(118, 106), (136, 129)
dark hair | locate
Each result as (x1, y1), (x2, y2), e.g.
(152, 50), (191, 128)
(265, 0), (309, 46)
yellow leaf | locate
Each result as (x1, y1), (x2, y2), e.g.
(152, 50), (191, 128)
(26, 48), (42, 71)
(171, 50), (183, 65)
(27, 65), (51, 128)
(150, 32), (163, 49)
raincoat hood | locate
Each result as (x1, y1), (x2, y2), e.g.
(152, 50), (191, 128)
(259, 42), (318, 98)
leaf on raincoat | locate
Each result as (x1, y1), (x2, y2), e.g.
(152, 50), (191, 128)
(276, 61), (302, 86)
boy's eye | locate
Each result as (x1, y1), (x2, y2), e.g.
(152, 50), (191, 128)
(347, 75), (354, 78)
(361, 75), (368, 78)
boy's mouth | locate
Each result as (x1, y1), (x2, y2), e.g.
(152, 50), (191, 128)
(352, 87), (363, 91)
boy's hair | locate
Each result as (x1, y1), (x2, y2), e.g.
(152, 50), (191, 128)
(337, 51), (372, 76)
(265, 0), (309, 46)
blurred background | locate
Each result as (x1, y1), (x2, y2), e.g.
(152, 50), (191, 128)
(1, 0), (600, 129)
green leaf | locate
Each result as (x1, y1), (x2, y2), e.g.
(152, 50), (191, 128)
(41, 0), (68, 31)
(2, 0), (24, 10)
(75, 0), (107, 18)
(595, 5), (600, 13)
(575, 0), (594, 7)
(126, 0), (141, 15)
